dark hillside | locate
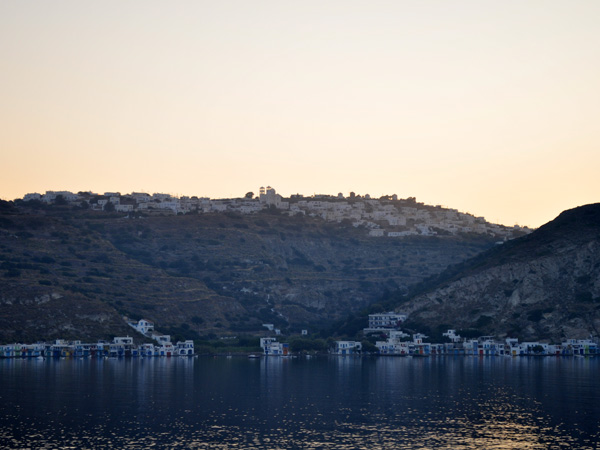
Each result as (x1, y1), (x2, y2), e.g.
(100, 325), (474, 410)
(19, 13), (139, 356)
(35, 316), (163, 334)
(384, 204), (600, 341)
(1, 204), (498, 342)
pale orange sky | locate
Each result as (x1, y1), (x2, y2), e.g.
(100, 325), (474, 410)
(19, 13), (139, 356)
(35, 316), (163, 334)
(1, 1), (599, 227)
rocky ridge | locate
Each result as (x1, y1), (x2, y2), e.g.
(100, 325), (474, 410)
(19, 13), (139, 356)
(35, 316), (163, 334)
(398, 204), (600, 341)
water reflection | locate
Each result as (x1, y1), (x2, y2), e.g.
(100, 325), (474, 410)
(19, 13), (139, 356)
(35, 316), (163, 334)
(0, 356), (598, 449)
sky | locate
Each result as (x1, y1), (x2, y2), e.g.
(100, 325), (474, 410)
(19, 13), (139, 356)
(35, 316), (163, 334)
(1, 1), (599, 228)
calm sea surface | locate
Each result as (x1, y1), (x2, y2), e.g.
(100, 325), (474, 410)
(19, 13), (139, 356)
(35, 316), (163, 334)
(1, 356), (599, 449)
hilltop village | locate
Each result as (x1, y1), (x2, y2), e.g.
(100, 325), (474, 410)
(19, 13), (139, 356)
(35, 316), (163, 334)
(20, 187), (530, 240)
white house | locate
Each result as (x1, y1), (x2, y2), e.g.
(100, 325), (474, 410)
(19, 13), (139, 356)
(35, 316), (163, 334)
(113, 336), (134, 346)
(332, 341), (362, 355)
(130, 192), (152, 203)
(175, 340), (195, 356)
(23, 193), (41, 201)
(367, 312), (407, 330)
(128, 319), (155, 336)
(376, 329), (411, 355)
(260, 337), (289, 356)
(152, 334), (171, 345)
(42, 190), (79, 203)
(442, 330), (462, 343)
(376, 340), (409, 355)
(152, 193), (172, 201)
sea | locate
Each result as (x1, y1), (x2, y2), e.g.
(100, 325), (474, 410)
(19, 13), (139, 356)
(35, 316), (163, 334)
(1, 355), (599, 449)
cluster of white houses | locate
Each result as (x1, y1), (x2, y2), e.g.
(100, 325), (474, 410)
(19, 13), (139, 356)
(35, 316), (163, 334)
(20, 187), (530, 239)
(239, 312), (600, 358)
(0, 318), (195, 358)
(333, 333), (598, 357)
(332, 312), (599, 357)
(260, 337), (291, 356)
(0, 337), (194, 358)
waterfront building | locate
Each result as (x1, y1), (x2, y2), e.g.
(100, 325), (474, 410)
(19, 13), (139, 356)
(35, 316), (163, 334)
(110, 337), (135, 357)
(410, 333), (431, 356)
(332, 341), (362, 355)
(375, 330), (411, 355)
(376, 339), (409, 356)
(141, 343), (155, 357)
(176, 340), (195, 356)
(561, 338), (598, 356)
(260, 337), (290, 356)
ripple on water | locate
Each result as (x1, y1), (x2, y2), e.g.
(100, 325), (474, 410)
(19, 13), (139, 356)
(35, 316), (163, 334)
(0, 357), (599, 449)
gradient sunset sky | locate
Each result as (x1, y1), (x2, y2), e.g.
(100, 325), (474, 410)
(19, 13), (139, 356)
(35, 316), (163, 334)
(1, 1), (599, 228)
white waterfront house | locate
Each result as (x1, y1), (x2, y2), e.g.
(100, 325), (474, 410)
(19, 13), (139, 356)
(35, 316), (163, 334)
(332, 341), (362, 355)
(260, 337), (289, 356)
(149, 334), (175, 356)
(561, 338), (598, 356)
(376, 330), (411, 355)
(157, 341), (175, 356)
(175, 340), (195, 356)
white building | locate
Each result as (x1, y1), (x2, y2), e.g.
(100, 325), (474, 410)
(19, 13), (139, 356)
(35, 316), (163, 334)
(41, 190), (79, 203)
(259, 186), (284, 208)
(332, 341), (362, 355)
(442, 330), (462, 343)
(368, 312), (407, 330)
(260, 337), (289, 356)
(23, 193), (41, 201)
(175, 340), (195, 356)
(130, 192), (152, 203)
(128, 319), (155, 336)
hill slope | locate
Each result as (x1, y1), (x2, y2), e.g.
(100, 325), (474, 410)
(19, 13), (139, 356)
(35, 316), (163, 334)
(0, 201), (502, 342)
(396, 204), (600, 341)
